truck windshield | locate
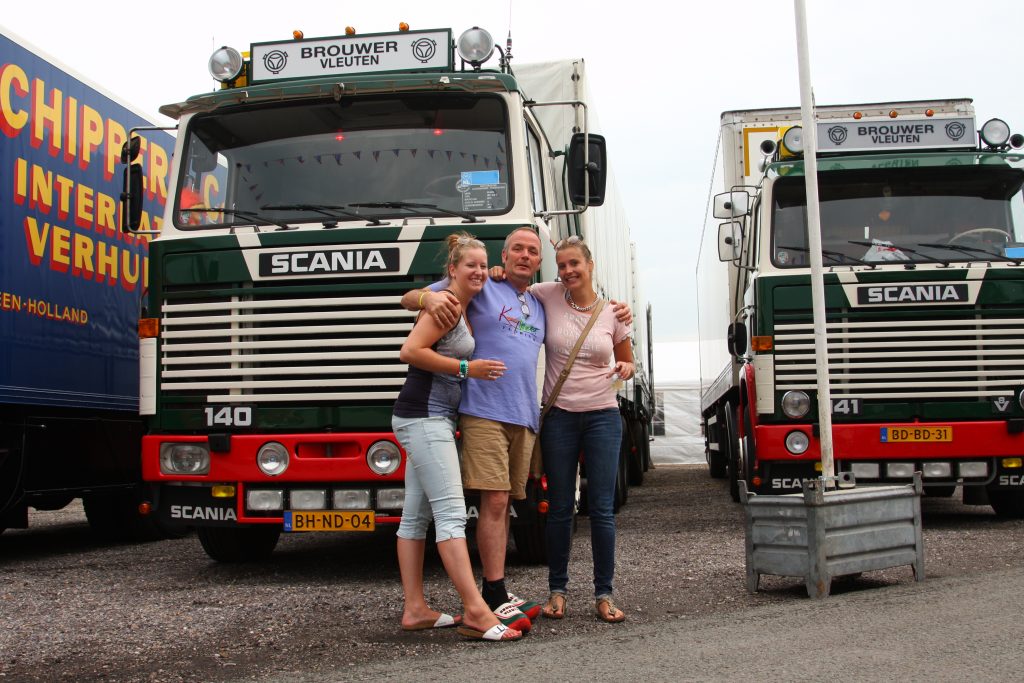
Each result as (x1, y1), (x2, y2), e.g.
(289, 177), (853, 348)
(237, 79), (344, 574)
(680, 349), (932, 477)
(174, 94), (511, 229)
(770, 163), (1024, 267)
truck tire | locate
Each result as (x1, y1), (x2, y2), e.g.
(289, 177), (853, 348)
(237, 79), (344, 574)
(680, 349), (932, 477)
(512, 522), (547, 564)
(741, 404), (757, 493)
(197, 525), (281, 562)
(626, 417), (645, 486)
(989, 489), (1024, 518)
(723, 404), (741, 502)
(706, 413), (728, 479)
(84, 492), (168, 542)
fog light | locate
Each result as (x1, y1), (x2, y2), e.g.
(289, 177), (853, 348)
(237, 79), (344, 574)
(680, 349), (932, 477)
(922, 462), (952, 478)
(257, 442), (289, 476)
(851, 462), (880, 479)
(367, 441), (401, 475)
(376, 488), (405, 510)
(785, 431), (809, 455)
(209, 46), (244, 82)
(959, 462), (988, 478)
(456, 27), (495, 66)
(781, 391), (810, 419)
(248, 489), (284, 511)
(291, 489), (327, 510)
(1003, 457), (1023, 469)
(212, 485), (236, 498)
(886, 462), (915, 479)
(334, 489), (371, 510)
(159, 443), (210, 475)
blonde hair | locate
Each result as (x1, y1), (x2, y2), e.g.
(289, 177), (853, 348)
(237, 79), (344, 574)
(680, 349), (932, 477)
(445, 231), (486, 272)
(555, 234), (593, 262)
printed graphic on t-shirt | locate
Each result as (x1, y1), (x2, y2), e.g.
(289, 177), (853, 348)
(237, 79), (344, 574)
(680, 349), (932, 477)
(498, 303), (541, 340)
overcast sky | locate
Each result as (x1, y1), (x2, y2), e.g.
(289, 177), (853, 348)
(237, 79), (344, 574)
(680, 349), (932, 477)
(4, 0), (1020, 342)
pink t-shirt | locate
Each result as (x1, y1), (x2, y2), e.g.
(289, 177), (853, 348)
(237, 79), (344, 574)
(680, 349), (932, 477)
(532, 282), (632, 412)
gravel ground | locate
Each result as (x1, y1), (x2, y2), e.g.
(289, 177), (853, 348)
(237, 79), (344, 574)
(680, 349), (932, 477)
(1, 465), (1022, 682)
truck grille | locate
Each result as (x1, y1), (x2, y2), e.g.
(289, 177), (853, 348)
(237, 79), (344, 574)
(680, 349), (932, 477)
(159, 290), (416, 404)
(773, 310), (1024, 400)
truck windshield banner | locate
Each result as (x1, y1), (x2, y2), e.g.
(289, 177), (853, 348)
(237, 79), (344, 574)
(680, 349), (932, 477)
(0, 31), (173, 410)
(250, 30), (452, 83)
(817, 117), (976, 153)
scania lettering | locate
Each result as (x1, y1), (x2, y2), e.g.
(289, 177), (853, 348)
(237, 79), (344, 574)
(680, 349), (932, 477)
(125, 25), (654, 563)
(697, 99), (1024, 518)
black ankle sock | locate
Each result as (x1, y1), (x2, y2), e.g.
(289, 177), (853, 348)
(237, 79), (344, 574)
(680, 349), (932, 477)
(482, 578), (508, 611)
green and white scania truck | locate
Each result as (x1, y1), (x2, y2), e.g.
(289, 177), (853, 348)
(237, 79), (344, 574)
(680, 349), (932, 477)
(697, 98), (1024, 516)
(122, 25), (653, 562)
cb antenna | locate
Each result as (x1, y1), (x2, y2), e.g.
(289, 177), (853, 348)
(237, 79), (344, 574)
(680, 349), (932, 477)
(500, 31), (514, 73)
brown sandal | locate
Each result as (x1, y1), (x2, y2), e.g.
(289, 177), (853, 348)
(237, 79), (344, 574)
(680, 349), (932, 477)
(595, 596), (625, 623)
(541, 593), (567, 619)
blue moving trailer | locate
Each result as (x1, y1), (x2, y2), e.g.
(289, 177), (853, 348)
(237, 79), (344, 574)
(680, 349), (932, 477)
(0, 25), (173, 536)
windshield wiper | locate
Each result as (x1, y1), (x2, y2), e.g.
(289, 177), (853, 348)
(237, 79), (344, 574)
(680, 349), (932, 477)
(260, 203), (386, 227)
(847, 240), (950, 267)
(918, 243), (1021, 266)
(178, 208), (294, 232)
(348, 201), (482, 224)
(777, 244), (876, 269)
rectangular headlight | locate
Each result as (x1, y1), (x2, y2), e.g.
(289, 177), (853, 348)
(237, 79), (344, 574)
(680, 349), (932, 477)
(290, 489), (327, 510)
(922, 462), (952, 478)
(247, 489), (284, 511)
(959, 462), (988, 478)
(851, 463), (880, 479)
(333, 489), (371, 510)
(376, 488), (405, 510)
(885, 462), (915, 479)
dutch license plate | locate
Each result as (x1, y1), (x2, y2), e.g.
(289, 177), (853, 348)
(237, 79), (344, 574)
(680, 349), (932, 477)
(284, 510), (375, 532)
(880, 426), (953, 443)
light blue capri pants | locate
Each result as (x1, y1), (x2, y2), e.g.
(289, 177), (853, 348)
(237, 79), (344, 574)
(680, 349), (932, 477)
(391, 415), (468, 542)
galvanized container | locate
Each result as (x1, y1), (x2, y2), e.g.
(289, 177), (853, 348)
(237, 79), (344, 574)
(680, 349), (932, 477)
(740, 474), (924, 598)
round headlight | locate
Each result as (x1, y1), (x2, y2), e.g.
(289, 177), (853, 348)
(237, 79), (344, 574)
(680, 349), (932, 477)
(457, 27), (495, 66)
(159, 443), (210, 475)
(209, 46), (244, 83)
(981, 118), (1011, 148)
(367, 440), (402, 475)
(1018, 387), (1024, 410)
(785, 431), (810, 455)
(782, 126), (804, 155)
(257, 442), (289, 476)
(781, 391), (811, 419)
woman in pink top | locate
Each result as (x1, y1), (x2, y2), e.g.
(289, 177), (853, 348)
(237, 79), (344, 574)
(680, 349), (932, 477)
(531, 236), (634, 624)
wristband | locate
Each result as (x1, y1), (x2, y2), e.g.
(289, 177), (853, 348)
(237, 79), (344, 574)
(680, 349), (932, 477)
(458, 360), (469, 379)
(417, 291), (427, 309)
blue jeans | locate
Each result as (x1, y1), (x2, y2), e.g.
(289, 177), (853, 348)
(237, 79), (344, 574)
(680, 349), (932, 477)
(541, 406), (621, 597)
(392, 415), (467, 543)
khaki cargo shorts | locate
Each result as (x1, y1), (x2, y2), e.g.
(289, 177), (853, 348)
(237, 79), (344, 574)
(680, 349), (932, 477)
(458, 414), (536, 500)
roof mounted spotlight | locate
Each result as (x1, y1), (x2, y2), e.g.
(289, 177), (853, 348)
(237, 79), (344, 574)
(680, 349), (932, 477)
(457, 27), (495, 69)
(980, 118), (1011, 148)
(208, 46), (244, 83)
(1010, 133), (1024, 149)
(779, 125), (804, 158)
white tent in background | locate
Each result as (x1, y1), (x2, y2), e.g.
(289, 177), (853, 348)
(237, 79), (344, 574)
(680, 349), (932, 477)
(650, 340), (705, 466)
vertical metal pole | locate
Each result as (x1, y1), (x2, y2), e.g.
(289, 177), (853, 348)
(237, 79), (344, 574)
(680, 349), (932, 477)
(794, 0), (835, 485)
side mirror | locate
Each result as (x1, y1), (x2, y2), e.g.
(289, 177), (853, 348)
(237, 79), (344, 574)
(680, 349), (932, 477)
(121, 164), (143, 232)
(567, 133), (607, 207)
(727, 322), (748, 357)
(713, 190), (750, 219)
(718, 221), (742, 261)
